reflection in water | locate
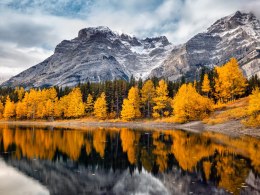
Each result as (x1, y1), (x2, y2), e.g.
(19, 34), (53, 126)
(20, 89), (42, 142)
(0, 158), (49, 195)
(0, 125), (260, 194)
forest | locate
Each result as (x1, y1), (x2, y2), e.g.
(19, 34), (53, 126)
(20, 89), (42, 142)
(0, 58), (259, 126)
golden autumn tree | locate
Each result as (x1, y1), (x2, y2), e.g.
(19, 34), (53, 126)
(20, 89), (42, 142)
(94, 92), (107, 119)
(15, 87), (25, 101)
(26, 89), (40, 119)
(172, 83), (213, 123)
(54, 100), (63, 118)
(245, 87), (260, 127)
(0, 100), (4, 119)
(3, 96), (16, 119)
(44, 88), (58, 118)
(121, 99), (135, 120)
(141, 80), (155, 118)
(202, 74), (211, 96)
(152, 80), (169, 118)
(121, 86), (141, 120)
(62, 88), (85, 118)
(85, 94), (94, 115)
(35, 89), (47, 119)
(16, 101), (27, 119)
(215, 58), (247, 102)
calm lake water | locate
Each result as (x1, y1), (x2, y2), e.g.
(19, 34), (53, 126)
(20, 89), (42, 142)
(0, 125), (259, 195)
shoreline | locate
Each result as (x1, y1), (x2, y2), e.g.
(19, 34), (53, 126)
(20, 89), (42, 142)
(0, 119), (259, 138)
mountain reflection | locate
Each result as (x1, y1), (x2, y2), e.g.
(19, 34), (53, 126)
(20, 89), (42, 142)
(0, 124), (260, 194)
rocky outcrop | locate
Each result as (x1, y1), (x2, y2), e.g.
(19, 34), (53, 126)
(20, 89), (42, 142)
(150, 11), (260, 80)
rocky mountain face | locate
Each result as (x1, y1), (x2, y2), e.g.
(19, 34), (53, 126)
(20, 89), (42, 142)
(2, 11), (260, 88)
(2, 26), (173, 88)
(150, 11), (260, 80)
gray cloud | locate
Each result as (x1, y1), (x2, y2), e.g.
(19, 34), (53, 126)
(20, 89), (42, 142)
(0, 21), (55, 48)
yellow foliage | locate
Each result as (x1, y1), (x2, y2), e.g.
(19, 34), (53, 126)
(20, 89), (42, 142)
(3, 96), (16, 119)
(120, 128), (138, 164)
(121, 99), (135, 120)
(248, 87), (260, 116)
(141, 80), (155, 117)
(214, 58), (247, 102)
(93, 129), (106, 158)
(204, 107), (248, 125)
(15, 87), (25, 101)
(85, 94), (94, 115)
(172, 83), (213, 123)
(66, 88), (85, 118)
(201, 74), (211, 95)
(59, 88), (85, 118)
(94, 92), (107, 119)
(121, 87), (141, 120)
(15, 101), (27, 119)
(153, 80), (169, 118)
(243, 88), (260, 127)
(203, 161), (211, 181)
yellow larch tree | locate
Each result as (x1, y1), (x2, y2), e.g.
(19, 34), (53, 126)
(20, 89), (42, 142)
(172, 83), (213, 123)
(3, 96), (16, 119)
(67, 88), (85, 118)
(245, 87), (260, 127)
(121, 86), (141, 120)
(85, 94), (94, 115)
(94, 92), (107, 119)
(141, 80), (155, 118)
(15, 87), (25, 101)
(121, 99), (135, 120)
(202, 74), (211, 96)
(63, 88), (85, 118)
(152, 80), (169, 118)
(16, 101), (27, 119)
(26, 89), (40, 119)
(215, 58), (247, 102)
(54, 100), (63, 118)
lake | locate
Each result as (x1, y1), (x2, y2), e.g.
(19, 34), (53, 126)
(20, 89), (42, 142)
(0, 124), (259, 195)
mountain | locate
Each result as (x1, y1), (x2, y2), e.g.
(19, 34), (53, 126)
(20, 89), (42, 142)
(150, 11), (260, 80)
(2, 26), (173, 88)
(2, 11), (260, 88)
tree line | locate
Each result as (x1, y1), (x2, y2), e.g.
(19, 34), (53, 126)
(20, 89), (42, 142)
(0, 58), (259, 123)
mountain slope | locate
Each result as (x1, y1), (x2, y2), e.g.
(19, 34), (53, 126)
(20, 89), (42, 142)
(2, 11), (260, 88)
(2, 26), (173, 88)
(150, 11), (260, 80)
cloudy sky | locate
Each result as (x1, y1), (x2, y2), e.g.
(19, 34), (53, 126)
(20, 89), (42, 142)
(0, 0), (259, 80)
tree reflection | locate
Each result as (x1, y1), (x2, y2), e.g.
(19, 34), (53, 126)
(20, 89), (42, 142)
(0, 124), (260, 194)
